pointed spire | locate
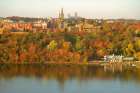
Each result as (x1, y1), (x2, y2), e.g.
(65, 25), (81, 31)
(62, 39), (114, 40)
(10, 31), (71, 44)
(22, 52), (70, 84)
(61, 8), (63, 14)
(60, 8), (64, 20)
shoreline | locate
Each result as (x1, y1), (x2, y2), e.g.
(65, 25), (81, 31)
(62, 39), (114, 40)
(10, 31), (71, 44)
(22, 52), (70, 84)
(0, 61), (140, 66)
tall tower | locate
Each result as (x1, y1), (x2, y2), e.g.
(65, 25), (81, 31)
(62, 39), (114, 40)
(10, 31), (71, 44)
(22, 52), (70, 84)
(74, 12), (78, 19)
(58, 8), (66, 30)
(60, 8), (64, 21)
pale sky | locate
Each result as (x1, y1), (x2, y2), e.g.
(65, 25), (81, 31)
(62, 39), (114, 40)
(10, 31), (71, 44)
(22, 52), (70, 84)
(0, 0), (140, 19)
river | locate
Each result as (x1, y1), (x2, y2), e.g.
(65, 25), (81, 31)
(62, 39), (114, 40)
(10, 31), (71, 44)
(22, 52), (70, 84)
(0, 64), (140, 93)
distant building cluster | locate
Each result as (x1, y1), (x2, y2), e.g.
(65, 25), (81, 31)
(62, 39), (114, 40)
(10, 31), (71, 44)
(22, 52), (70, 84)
(0, 8), (66, 33)
(0, 8), (140, 34)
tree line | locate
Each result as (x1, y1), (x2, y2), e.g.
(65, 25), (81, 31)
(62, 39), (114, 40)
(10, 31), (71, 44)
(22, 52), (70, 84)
(0, 22), (140, 63)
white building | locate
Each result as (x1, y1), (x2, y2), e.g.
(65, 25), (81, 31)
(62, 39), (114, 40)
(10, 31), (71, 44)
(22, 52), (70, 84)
(104, 54), (124, 62)
(104, 54), (134, 62)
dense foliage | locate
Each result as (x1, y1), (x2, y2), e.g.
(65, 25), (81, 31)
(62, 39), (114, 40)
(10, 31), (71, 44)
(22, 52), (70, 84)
(0, 23), (140, 63)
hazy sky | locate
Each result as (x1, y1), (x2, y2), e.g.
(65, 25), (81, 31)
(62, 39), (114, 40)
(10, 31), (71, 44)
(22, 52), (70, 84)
(0, 0), (140, 19)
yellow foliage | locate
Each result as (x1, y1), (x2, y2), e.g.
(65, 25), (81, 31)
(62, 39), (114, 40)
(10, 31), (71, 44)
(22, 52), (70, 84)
(47, 40), (58, 51)
(136, 52), (140, 61)
(136, 39), (140, 48)
(126, 43), (135, 56)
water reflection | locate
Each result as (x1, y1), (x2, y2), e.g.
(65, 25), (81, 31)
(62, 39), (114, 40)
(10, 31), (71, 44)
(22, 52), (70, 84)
(0, 64), (140, 83)
(0, 64), (140, 93)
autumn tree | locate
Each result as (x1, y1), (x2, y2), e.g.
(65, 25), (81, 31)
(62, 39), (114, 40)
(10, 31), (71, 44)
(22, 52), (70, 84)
(47, 40), (58, 51)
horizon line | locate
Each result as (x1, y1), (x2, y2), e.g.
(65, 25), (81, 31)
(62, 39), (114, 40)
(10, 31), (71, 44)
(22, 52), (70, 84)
(1, 16), (140, 20)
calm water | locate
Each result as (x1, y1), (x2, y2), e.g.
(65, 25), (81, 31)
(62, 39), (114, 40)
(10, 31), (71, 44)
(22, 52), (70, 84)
(0, 64), (140, 93)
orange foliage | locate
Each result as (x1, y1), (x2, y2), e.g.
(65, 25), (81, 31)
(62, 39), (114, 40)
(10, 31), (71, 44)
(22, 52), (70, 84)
(19, 52), (27, 63)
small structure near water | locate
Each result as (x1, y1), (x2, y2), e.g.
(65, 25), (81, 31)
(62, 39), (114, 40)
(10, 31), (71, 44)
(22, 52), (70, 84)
(104, 54), (134, 62)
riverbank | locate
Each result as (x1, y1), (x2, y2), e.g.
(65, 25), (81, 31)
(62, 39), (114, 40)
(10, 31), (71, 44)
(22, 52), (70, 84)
(0, 61), (140, 67)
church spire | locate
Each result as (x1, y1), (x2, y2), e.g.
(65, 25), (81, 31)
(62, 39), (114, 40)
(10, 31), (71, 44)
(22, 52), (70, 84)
(60, 8), (64, 20)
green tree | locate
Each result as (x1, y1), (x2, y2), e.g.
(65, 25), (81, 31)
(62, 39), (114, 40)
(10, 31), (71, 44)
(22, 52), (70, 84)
(75, 36), (85, 53)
